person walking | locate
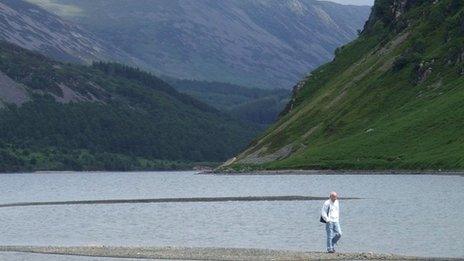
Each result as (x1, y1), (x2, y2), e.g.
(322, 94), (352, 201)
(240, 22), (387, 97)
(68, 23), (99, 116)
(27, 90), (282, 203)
(321, 191), (342, 253)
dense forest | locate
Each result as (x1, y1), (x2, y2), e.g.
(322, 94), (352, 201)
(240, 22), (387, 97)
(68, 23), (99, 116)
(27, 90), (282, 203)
(0, 41), (259, 172)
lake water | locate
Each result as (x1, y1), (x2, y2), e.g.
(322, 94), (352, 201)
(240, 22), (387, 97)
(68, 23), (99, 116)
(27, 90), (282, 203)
(0, 171), (462, 258)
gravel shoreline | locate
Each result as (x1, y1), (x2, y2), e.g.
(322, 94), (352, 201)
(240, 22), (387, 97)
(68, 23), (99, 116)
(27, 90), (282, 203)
(0, 246), (455, 260)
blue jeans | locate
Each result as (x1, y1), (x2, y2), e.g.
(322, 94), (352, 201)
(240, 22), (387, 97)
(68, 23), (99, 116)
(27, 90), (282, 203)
(326, 222), (342, 251)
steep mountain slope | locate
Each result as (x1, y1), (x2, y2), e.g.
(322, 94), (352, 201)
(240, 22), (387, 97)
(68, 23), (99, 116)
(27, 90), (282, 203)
(165, 78), (290, 126)
(227, 0), (464, 171)
(28, 0), (371, 89)
(0, 0), (141, 66)
(0, 41), (258, 172)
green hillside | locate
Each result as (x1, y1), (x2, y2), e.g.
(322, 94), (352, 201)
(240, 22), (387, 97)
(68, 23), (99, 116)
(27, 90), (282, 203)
(0, 41), (258, 172)
(227, 0), (464, 171)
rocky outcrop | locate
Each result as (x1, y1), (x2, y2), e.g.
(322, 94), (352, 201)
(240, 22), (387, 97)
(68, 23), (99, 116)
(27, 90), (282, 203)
(363, 0), (420, 34)
(392, 0), (420, 18)
(279, 75), (311, 116)
(415, 60), (434, 84)
(0, 71), (29, 107)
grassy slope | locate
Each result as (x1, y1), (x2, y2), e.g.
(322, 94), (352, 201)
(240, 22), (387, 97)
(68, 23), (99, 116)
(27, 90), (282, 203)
(231, 0), (464, 170)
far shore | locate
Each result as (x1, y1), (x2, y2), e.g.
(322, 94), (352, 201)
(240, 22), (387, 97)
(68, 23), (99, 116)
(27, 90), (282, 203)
(0, 169), (463, 176)
(207, 169), (464, 176)
(0, 246), (457, 260)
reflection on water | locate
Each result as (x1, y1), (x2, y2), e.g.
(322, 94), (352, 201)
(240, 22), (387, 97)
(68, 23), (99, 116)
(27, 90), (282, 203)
(0, 171), (462, 258)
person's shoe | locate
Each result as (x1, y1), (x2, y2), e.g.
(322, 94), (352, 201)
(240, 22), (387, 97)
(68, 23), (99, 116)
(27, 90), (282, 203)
(327, 249), (335, 253)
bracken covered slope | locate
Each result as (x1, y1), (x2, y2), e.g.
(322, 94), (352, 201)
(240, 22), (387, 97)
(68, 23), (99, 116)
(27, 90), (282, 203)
(228, 0), (464, 171)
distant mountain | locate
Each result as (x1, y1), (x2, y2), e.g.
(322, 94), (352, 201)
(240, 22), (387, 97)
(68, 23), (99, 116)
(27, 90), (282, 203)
(0, 41), (258, 172)
(0, 0), (290, 130)
(224, 0), (464, 171)
(28, 0), (371, 89)
(165, 78), (290, 127)
(0, 0), (141, 66)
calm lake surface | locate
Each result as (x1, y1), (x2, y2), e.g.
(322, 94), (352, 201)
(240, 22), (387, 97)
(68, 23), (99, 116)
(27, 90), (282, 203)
(0, 171), (462, 258)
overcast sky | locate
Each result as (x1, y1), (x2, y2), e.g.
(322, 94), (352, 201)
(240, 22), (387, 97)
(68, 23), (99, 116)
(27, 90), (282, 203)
(326, 0), (374, 6)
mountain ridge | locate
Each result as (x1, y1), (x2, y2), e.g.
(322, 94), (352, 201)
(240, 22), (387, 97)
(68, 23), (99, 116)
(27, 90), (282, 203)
(27, 0), (371, 89)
